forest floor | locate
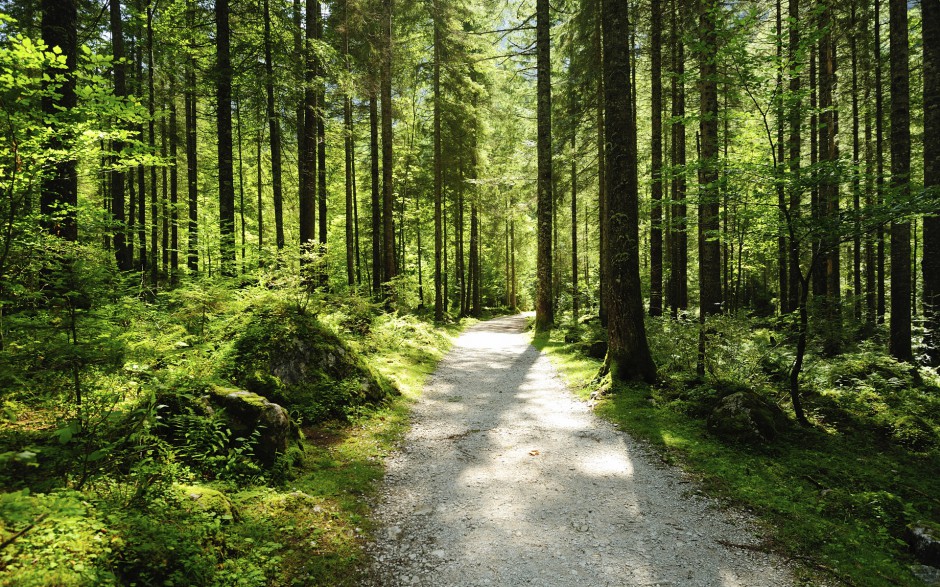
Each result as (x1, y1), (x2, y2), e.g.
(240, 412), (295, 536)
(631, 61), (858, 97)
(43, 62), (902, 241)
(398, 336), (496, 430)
(364, 314), (798, 586)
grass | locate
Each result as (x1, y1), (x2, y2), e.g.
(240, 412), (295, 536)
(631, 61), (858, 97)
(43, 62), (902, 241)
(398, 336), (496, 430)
(0, 282), (469, 587)
(533, 320), (940, 587)
(229, 311), (464, 586)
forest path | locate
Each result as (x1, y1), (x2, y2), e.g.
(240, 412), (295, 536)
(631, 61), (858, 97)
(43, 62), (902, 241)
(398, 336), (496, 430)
(365, 314), (796, 587)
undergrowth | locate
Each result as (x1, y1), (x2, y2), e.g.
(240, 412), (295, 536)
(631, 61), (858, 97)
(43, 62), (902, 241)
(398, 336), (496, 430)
(535, 313), (940, 587)
(0, 275), (463, 586)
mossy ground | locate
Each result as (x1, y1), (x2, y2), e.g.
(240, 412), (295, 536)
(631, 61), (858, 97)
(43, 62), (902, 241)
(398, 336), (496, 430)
(535, 314), (940, 587)
(0, 277), (471, 586)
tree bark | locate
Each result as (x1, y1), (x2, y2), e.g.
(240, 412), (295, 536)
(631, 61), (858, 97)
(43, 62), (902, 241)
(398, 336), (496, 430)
(649, 0), (663, 317)
(344, 0), (355, 286)
(787, 0), (801, 312)
(775, 0), (788, 314)
(370, 93), (382, 295)
(263, 0), (285, 252)
(216, 0), (236, 276)
(169, 83), (179, 284)
(819, 1), (841, 355)
(851, 0), (862, 320)
(300, 0), (318, 260)
(889, 0), (913, 362)
(669, 0), (688, 316)
(876, 0), (887, 323)
(381, 0), (397, 290)
(535, 0), (554, 331)
(602, 0), (657, 383)
(698, 0), (721, 317)
(433, 0), (444, 320)
(316, 1), (327, 255)
(922, 0), (940, 363)
(40, 0), (78, 241)
(111, 0), (132, 270)
(596, 0), (608, 326)
(186, 0), (198, 274)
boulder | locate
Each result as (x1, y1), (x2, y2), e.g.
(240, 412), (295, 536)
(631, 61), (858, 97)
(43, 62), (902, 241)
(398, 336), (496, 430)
(224, 308), (394, 423)
(586, 341), (607, 360)
(907, 525), (940, 569)
(173, 484), (236, 520)
(706, 390), (787, 443)
(207, 385), (300, 464)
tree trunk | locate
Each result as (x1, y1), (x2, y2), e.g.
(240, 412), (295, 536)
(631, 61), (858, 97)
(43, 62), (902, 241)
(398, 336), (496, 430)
(775, 0), (788, 314)
(889, 0), (912, 362)
(602, 0), (657, 383)
(864, 16), (876, 327)
(236, 97), (247, 273)
(649, 0), (663, 317)
(186, 1), (198, 274)
(596, 0), (608, 326)
(924, 0), (940, 363)
(381, 0), (397, 290)
(851, 0), (862, 320)
(698, 0), (721, 317)
(819, 3), (841, 355)
(316, 1), (327, 257)
(787, 0), (801, 312)
(40, 0), (78, 241)
(300, 0), (318, 260)
(471, 203), (481, 317)
(876, 0), (887, 323)
(669, 0), (688, 316)
(570, 74), (580, 324)
(433, 0), (444, 320)
(170, 83), (179, 284)
(370, 93), (382, 296)
(263, 0), (285, 252)
(148, 5), (158, 284)
(535, 0), (554, 332)
(344, 0), (355, 286)
(111, 0), (132, 270)
(217, 0), (236, 276)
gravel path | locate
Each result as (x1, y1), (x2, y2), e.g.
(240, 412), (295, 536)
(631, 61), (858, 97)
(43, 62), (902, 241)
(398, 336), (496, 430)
(365, 314), (797, 586)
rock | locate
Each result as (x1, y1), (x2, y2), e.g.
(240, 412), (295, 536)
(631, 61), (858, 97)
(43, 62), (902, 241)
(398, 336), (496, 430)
(912, 564), (940, 586)
(224, 308), (394, 423)
(174, 484), (236, 520)
(586, 341), (607, 360)
(207, 385), (300, 464)
(706, 391), (787, 443)
(906, 525), (940, 568)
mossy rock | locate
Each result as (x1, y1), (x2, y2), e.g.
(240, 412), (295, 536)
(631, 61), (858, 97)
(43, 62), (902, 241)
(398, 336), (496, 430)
(223, 307), (395, 423)
(706, 390), (787, 443)
(173, 484), (236, 521)
(907, 523), (940, 568)
(207, 386), (301, 465)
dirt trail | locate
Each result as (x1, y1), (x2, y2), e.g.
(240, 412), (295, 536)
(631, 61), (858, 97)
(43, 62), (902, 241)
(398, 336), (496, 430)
(366, 314), (796, 586)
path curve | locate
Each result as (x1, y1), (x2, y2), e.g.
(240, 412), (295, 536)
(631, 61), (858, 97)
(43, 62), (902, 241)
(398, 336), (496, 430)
(365, 314), (796, 586)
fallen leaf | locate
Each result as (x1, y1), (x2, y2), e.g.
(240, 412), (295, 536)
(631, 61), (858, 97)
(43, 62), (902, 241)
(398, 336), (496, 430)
(529, 450), (540, 456)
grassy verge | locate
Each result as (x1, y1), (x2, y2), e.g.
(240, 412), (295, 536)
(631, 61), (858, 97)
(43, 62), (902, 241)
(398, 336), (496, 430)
(0, 279), (469, 586)
(257, 312), (465, 585)
(533, 320), (940, 587)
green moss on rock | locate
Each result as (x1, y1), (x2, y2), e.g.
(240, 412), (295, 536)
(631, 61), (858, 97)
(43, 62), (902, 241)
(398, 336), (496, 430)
(706, 390), (787, 443)
(222, 307), (395, 424)
(174, 484), (236, 520)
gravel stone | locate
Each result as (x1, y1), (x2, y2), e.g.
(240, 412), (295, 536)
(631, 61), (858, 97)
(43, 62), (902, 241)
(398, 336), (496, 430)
(364, 314), (798, 586)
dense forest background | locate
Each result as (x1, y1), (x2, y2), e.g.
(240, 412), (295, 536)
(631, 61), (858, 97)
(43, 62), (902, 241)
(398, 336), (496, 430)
(0, 0), (939, 584)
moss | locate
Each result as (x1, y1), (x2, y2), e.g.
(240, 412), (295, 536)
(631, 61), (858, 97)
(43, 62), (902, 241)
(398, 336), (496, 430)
(221, 305), (394, 424)
(173, 484), (236, 520)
